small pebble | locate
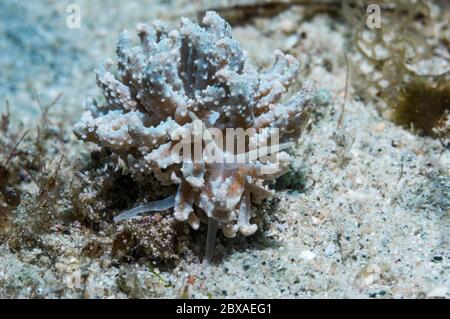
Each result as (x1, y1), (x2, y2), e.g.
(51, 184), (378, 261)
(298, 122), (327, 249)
(324, 244), (336, 257)
(300, 250), (316, 261)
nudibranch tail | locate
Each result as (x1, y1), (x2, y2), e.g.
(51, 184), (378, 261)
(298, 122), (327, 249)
(113, 195), (176, 222)
(204, 217), (219, 263)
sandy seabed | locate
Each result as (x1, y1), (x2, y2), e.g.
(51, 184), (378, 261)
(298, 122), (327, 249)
(0, 0), (449, 298)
